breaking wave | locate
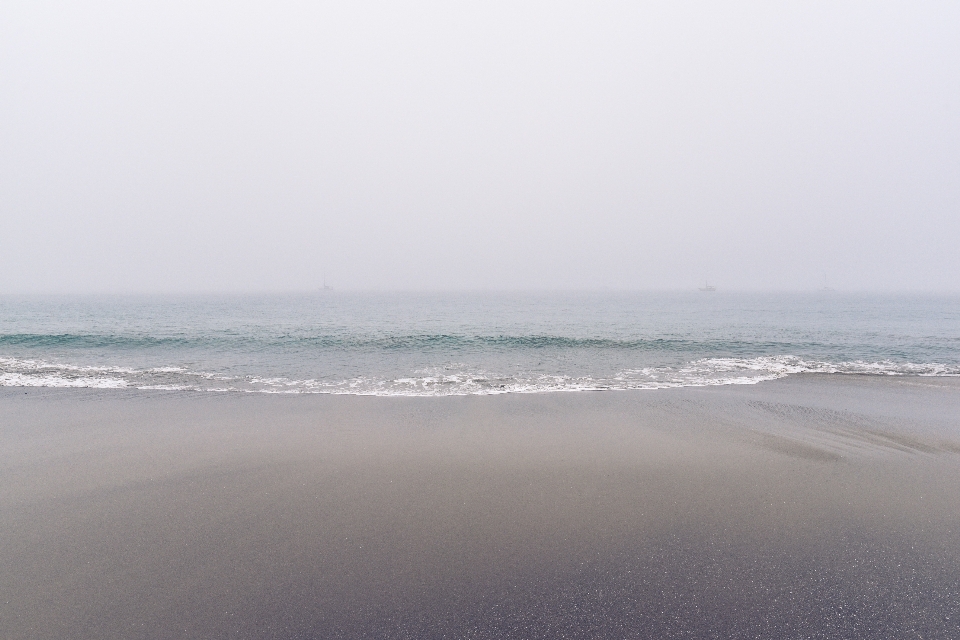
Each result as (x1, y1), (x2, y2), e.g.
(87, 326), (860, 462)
(2, 355), (956, 396)
(0, 332), (799, 353)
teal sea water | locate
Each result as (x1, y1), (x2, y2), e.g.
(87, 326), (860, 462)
(1, 292), (958, 395)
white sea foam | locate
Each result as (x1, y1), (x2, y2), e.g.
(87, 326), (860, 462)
(0, 356), (138, 375)
(0, 371), (129, 389)
(686, 356), (960, 378)
(0, 355), (957, 395)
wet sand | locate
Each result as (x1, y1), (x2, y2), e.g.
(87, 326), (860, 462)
(1, 375), (959, 638)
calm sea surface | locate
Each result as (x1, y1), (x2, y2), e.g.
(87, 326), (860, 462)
(1, 292), (958, 395)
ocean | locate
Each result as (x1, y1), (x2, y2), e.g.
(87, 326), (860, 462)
(1, 292), (958, 395)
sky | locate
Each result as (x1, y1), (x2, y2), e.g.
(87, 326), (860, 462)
(1, 1), (958, 293)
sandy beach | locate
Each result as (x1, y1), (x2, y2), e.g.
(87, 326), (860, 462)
(2, 375), (959, 638)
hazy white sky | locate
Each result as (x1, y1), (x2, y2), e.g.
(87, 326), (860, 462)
(1, 1), (958, 292)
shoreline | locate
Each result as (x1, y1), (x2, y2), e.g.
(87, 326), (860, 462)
(2, 375), (959, 638)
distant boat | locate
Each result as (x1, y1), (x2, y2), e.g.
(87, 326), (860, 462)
(820, 273), (834, 292)
(699, 282), (716, 292)
(319, 276), (334, 292)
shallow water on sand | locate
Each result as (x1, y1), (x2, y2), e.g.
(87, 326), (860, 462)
(1, 377), (959, 638)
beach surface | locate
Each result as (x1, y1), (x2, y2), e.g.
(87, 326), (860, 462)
(2, 375), (959, 638)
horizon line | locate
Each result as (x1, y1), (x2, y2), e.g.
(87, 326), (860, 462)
(2, 287), (959, 296)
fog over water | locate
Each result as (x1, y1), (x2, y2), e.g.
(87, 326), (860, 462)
(2, 1), (958, 293)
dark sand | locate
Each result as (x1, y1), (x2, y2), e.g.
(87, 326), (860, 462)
(2, 375), (959, 638)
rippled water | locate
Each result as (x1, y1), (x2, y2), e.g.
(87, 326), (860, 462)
(1, 292), (958, 394)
